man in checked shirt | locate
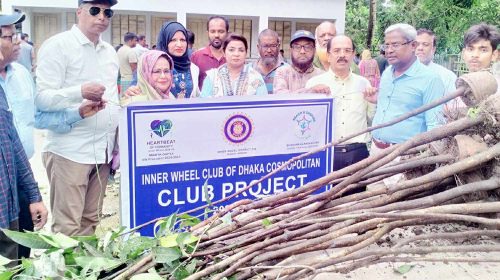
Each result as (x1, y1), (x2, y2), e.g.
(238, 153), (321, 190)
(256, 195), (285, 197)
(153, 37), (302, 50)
(0, 85), (47, 262)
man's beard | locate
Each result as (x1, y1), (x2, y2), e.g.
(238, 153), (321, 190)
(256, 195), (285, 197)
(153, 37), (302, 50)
(210, 40), (222, 49)
(292, 56), (314, 70)
(261, 56), (278, 67)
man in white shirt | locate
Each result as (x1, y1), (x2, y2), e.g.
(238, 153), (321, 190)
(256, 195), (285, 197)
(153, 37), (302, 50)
(35, 0), (120, 236)
(306, 35), (375, 171)
(134, 34), (148, 59)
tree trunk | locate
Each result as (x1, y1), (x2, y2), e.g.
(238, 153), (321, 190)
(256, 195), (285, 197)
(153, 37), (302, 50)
(367, 0), (376, 49)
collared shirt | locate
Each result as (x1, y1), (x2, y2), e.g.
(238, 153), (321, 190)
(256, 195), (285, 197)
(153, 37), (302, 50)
(1, 63), (35, 158)
(306, 70), (376, 144)
(252, 60), (286, 94)
(273, 64), (324, 94)
(0, 86), (42, 228)
(372, 59), (445, 144)
(35, 25), (120, 164)
(191, 45), (226, 89)
(117, 45), (138, 81)
(427, 62), (457, 94)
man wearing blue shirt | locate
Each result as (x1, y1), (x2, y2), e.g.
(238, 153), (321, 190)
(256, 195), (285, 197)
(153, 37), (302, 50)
(364, 23), (445, 152)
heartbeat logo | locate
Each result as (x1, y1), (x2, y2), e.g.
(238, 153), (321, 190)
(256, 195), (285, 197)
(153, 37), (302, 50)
(150, 119), (173, 137)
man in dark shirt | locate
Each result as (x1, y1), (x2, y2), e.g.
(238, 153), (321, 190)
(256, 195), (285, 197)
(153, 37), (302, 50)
(191, 16), (228, 89)
(0, 82), (47, 261)
(374, 46), (389, 74)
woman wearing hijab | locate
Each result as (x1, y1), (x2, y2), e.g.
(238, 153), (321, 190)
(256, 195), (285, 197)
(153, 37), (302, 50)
(200, 33), (267, 97)
(120, 50), (175, 106)
(157, 21), (200, 98)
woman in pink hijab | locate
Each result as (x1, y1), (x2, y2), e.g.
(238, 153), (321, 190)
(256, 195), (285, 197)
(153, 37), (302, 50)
(121, 50), (175, 105)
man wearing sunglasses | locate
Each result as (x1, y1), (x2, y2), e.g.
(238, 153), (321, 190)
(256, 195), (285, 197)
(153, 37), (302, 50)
(35, 0), (119, 236)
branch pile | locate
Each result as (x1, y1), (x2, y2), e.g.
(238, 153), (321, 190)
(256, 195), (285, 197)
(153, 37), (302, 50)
(175, 71), (500, 279)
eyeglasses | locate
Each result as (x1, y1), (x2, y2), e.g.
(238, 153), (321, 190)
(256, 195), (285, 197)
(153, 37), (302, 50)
(260, 44), (279, 50)
(152, 69), (172, 76)
(0, 33), (18, 43)
(291, 44), (314, 52)
(330, 48), (354, 55)
(384, 40), (413, 50)
(86, 6), (114, 18)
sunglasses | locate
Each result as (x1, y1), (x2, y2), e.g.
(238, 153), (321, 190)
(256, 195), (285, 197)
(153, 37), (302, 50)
(86, 6), (114, 18)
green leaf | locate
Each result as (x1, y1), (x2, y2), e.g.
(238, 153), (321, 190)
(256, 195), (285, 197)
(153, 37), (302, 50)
(173, 265), (190, 280)
(178, 214), (201, 228)
(262, 218), (272, 228)
(467, 107), (480, 118)
(75, 256), (122, 274)
(176, 233), (199, 248)
(0, 271), (13, 280)
(152, 247), (181, 265)
(394, 264), (414, 274)
(131, 273), (164, 280)
(119, 236), (156, 260)
(154, 213), (177, 238)
(185, 259), (198, 274)
(0, 256), (10, 267)
(51, 233), (79, 249)
(0, 229), (52, 249)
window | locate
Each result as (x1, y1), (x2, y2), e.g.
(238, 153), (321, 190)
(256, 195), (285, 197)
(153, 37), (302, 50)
(111, 14), (146, 47)
(151, 16), (176, 48)
(269, 20), (291, 58)
(33, 13), (61, 50)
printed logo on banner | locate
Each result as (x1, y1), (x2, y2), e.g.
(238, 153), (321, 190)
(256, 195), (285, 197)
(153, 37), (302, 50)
(293, 111), (316, 139)
(150, 119), (173, 138)
(223, 113), (253, 144)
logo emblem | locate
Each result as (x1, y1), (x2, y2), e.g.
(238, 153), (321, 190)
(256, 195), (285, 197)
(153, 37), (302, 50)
(293, 111), (316, 139)
(150, 119), (172, 137)
(224, 114), (253, 144)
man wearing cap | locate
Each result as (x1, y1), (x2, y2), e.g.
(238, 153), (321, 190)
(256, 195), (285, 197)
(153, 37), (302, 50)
(253, 29), (286, 94)
(0, 12), (48, 262)
(273, 30), (328, 94)
(35, 0), (120, 236)
(306, 35), (376, 171)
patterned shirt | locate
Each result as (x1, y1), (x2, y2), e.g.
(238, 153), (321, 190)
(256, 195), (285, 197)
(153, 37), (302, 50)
(0, 86), (42, 228)
(252, 60), (286, 94)
(273, 64), (324, 94)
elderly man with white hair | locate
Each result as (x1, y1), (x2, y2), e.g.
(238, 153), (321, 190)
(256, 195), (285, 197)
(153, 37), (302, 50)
(363, 23), (445, 153)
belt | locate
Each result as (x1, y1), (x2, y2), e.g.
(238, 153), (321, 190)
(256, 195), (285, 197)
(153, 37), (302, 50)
(372, 138), (394, 149)
(334, 143), (366, 153)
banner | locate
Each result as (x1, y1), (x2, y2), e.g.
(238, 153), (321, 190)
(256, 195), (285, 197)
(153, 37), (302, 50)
(120, 95), (334, 235)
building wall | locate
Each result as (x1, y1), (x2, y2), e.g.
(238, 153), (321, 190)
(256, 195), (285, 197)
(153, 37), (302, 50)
(4, 0), (346, 58)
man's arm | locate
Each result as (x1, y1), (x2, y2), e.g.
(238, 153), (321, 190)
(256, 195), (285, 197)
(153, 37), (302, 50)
(272, 67), (291, 94)
(35, 100), (106, 133)
(128, 51), (138, 72)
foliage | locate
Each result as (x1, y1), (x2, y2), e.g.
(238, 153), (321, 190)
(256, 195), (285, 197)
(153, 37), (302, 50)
(1, 213), (204, 279)
(346, 0), (499, 54)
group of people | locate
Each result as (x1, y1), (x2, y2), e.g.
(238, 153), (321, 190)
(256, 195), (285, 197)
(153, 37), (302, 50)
(0, 0), (499, 264)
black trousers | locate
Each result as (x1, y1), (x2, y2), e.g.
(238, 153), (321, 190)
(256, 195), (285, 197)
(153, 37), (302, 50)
(333, 143), (369, 195)
(0, 220), (19, 265)
(18, 190), (34, 258)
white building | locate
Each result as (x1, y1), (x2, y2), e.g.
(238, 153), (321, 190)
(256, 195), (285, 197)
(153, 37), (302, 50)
(3, 0), (346, 58)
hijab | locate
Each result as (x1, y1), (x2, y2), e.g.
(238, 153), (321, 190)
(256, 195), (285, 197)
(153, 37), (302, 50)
(120, 50), (175, 106)
(157, 21), (191, 72)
